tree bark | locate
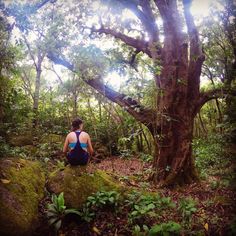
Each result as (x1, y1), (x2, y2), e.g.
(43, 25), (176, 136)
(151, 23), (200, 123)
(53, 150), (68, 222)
(150, 101), (199, 187)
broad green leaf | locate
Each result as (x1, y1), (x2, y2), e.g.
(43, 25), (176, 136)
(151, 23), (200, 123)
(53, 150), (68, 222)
(64, 209), (81, 216)
(58, 192), (65, 209)
(48, 217), (59, 226)
(54, 219), (62, 231)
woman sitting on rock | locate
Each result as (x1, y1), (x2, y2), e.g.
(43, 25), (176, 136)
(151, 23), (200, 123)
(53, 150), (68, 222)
(63, 118), (93, 165)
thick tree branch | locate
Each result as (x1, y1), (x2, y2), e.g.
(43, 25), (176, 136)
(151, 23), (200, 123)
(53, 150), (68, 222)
(183, 0), (202, 58)
(198, 88), (236, 109)
(137, 0), (159, 42)
(86, 78), (155, 127)
(119, 0), (159, 42)
(91, 26), (152, 57)
(1, 0), (55, 18)
(47, 52), (155, 128)
(183, 0), (205, 99)
(33, 0), (56, 12)
(118, 49), (140, 71)
(154, 0), (183, 42)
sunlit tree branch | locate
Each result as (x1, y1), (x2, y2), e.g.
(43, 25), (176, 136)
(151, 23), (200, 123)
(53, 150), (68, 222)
(183, 0), (205, 100)
(91, 26), (152, 57)
(47, 52), (156, 129)
(118, 0), (159, 42)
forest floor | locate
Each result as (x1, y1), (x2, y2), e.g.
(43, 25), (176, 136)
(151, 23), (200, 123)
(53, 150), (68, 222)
(38, 154), (236, 236)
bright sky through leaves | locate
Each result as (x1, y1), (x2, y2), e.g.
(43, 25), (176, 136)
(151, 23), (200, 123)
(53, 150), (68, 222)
(106, 0), (214, 89)
(42, 0), (215, 89)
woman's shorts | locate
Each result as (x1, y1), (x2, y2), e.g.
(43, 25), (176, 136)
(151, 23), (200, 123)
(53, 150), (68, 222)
(66, 152), (89, 166)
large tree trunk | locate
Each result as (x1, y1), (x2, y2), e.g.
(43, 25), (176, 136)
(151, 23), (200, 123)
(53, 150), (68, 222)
(151, 110), (199, 187)
(145, 0), (204, 186)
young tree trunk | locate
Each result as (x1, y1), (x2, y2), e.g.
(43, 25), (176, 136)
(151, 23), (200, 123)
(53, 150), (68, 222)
(198, 112), (208, 136)
(87, 98), (98, 139)
(33, 65), (42, 128)
(72, 92), (78, 119)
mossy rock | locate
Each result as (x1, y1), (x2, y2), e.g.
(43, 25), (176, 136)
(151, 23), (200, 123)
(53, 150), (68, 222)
(7, 131), (33, 146)
(40, 133), (64, 144)
(0, 158), (46, 236)
(94, 142), (110, 158)
(47, 165), (123, 208)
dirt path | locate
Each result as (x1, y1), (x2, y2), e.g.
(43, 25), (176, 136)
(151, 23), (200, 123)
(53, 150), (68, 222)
(89, 156), (144, 176)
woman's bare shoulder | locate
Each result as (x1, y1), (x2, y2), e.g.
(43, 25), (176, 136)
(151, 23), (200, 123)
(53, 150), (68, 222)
(81, 131), (90, 137)
(67, 132), (75, 137)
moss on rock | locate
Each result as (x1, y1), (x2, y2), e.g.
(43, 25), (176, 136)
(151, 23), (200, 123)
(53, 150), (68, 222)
(40, 133), (64, 144)
(7, 131), (33, 146)
(0, 158), (46, 236)
(47, 165), (123, 208)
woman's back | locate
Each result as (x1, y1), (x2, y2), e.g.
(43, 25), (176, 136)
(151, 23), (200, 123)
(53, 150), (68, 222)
(67, 131), (89, 150)
(63, 118), (94, 166)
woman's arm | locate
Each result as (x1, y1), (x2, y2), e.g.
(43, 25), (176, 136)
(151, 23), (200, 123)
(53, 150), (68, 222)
(63, 135), (69, 154)
(87, 135), (94, 155)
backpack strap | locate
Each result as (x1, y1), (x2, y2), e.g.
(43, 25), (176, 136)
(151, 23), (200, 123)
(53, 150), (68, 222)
(75, 131), (82, 145)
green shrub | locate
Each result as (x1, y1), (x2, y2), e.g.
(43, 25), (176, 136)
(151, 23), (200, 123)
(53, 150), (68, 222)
(78, 190), (120, 223)
(139, 153), (153, 162)
(126, 191), (175, 224)
(36, 142), (61, 160)
(77, 204), (95, 222)
(46, 192), (80, 231)
(178, 197), (197, 223)
(87, 190), (120, 208)
(192, 134), (228, 170)
(120, 149), (133, 158)
(132, 224), (150, 236)
(148, 222), (181, 236)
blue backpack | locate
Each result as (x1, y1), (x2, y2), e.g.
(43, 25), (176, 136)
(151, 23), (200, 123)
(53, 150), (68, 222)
(67, 131), (89, 165)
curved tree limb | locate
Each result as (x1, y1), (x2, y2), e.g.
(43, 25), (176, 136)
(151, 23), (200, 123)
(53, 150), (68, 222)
(197, 88), (236, 110)
(91, 26), (152, 57)
(1, 0), (55, 17)
(47, 52), (156, 129)
(118, 0), (159, 42)
(33, 0), (56, 12)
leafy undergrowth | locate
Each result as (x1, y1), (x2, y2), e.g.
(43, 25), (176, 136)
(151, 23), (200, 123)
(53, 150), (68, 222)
(35, 154), (236, 236)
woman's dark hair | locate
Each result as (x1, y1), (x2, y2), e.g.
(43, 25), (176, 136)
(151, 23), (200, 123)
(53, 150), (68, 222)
(71, 118), (83, 131)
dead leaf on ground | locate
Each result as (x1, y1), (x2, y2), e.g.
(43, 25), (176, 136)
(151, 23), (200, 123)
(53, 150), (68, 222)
(1, 179), (11, 184)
